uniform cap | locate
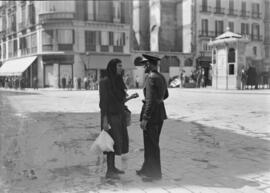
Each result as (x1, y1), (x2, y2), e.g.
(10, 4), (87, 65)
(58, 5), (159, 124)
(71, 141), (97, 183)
(136, 54), (161, 66)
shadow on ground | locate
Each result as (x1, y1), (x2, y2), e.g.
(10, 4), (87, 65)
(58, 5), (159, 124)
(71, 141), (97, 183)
(0, 91), (270, 192)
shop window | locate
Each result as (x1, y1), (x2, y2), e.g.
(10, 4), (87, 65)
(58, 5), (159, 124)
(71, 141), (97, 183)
(229, 64), (234, 75)
(228, 48), (235, 63)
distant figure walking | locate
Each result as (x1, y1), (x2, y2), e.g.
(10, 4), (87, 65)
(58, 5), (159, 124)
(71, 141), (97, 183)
(33, 76), (38, 90)
(62, 77), (66, 89)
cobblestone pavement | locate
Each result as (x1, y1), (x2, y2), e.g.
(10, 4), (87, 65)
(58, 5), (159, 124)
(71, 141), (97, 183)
(0, 88), (270, 193)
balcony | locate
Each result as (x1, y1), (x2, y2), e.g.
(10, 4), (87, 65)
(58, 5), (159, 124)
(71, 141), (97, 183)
(227, 9), (238, 16)
(39, 12), (75, 23)
(214, 7), (225, 15)
(251, 12), (262, 19)
(240, 10), (250, 18)
(251, 34), (263, 41)
(200, 6), (212, 13)
(199, 30), (215, 38)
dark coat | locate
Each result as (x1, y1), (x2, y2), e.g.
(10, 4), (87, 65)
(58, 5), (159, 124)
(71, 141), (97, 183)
(140, 71), (169, 124)
(99, 77), (128, 155)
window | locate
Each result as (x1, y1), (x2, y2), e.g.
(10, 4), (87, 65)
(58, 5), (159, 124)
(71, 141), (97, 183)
(228, 22), (234, 32)
(228, 0), (235, 15)
(241, 23), (249, 35)
(3, 43), (6, 59)
(252, 23), (260, 40)
(31, 33), (37, 53)
(215, 20), (224, 36)
(100, 31), (109, 45)
(13, 39), (17, 56)
(229, 64), (234, 75)
(241, 1), (247, 16)
(8, 40), (13, 57)
(42, 30), (53, 51)
(85, 31), (96, 51)
(184, 58), (193, 67)
(253, 46), (257, 56)
(201, 0), (208, 11)
(201, 19), (208, 35)
(57, 29), (73, 50)
(28, 4), (35, 25)
(57, 30), (73, 44)
(228, 48), (235, 63)
(266, 46), (270, 58)
(252, 3), (260, 18)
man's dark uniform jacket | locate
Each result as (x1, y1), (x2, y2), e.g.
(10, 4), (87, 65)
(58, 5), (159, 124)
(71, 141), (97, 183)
(140, 70), (168, 124)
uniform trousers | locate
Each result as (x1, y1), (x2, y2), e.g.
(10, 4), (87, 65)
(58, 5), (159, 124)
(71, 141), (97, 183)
(141, 121), (163, 178)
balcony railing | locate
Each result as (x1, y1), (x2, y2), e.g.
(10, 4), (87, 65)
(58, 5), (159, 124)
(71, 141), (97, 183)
(251, 34), (263, 41)
(42, 44), (54, 51)
(200, 5), (212, 13)
(251, 12), (262, 19)
(100, 45), (109, 52)
(214, 7), (225, 15)
(39, 12), (75, 23)
(199, 30), (215, 38)
(227, 9), (238, 16)
(58, 44), (73, 51)
(240, 10), (250, 18)
(113, 46), (123, 53)
(85, 44), (96, 52)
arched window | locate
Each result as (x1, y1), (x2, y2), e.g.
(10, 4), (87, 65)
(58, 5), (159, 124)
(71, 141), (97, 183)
(228, 48), (235, 63)
(184, 58), (193, 67)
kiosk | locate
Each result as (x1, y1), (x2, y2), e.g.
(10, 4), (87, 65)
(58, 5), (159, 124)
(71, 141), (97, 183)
(209, 28), (249, 89)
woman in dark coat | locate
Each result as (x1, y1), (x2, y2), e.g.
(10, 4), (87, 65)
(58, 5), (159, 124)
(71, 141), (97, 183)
(99, 58), (138, 179)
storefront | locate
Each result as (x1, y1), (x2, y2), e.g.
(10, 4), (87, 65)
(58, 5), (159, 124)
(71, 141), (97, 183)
(0, 56), (38, 88)
(42, 55), (74, 88)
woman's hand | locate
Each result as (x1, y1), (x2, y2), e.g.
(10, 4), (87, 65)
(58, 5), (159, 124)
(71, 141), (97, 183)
(130, 92), (139, 99)
(125, 93), (139, 103)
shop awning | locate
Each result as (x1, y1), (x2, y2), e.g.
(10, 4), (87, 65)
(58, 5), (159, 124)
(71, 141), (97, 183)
(81, 54), (134, 70)
(0, 56), (37, 76)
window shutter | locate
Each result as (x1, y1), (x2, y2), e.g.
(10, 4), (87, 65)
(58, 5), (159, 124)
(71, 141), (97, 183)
(122, 32), (125, 45)
(109, 32), (113, 45)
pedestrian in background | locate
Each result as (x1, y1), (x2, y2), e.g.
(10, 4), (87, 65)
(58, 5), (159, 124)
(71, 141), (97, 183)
(67, 76), (72, 90)
(77, 77), (81, 90)
(33, 76), (38, 90)
(135, 54), (169, 182)
(99, 58), (138, 180)
(62, 76), (66, 89)
(241, 67), (247, 90)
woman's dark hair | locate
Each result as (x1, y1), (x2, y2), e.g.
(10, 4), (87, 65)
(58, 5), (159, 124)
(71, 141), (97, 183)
(106, 58), (127, 102)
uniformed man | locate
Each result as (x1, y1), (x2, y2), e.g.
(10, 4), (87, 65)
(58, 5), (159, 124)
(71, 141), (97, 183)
(135, 54), (169, 182)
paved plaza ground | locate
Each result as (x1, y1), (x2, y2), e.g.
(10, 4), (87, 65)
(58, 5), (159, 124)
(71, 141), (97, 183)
(0, 88), (270, 193)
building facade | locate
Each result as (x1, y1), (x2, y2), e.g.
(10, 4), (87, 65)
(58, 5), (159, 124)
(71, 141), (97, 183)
(132, 0), (194, 85)
(195, 0), (267, 85)
(0, 0), (132, 88)
(264, 0), (270, 71)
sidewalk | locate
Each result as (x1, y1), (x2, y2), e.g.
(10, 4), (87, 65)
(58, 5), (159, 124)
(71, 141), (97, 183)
(0, 87), (270, 193)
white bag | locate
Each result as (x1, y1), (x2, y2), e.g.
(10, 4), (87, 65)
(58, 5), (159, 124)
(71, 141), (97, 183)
(90, 130), (114, 154)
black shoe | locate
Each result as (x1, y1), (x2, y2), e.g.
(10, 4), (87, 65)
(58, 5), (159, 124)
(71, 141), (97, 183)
(136, 169), (146, 176)
(105, 172), (120, 180)
(112, 167), (125, 174)
(142, 176), (161, 182)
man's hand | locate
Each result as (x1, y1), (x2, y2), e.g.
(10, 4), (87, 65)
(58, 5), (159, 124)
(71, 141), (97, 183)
(140, 119), (148, 131)
(102, 116), (110, 131)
